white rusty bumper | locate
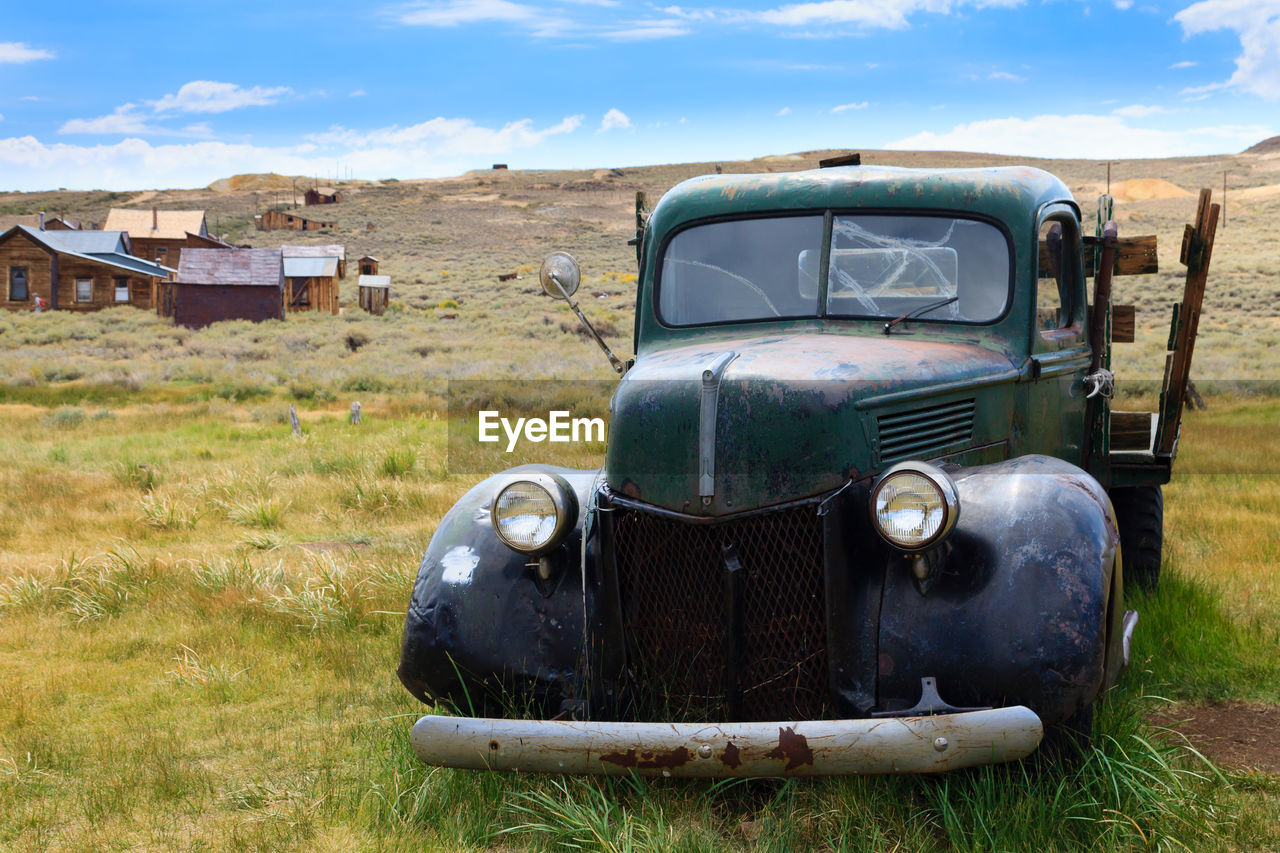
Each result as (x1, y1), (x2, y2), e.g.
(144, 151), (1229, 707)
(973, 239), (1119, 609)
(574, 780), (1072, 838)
(410, 707), (1043, 776)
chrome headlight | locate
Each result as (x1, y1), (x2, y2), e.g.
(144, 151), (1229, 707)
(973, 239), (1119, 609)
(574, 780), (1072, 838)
(490, 472), (577, 556)
(870, 462), (959, 552)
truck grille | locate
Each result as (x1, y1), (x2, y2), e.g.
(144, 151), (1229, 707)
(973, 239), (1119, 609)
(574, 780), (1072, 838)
(877, 397), (976, 462)
(612, 502), (828, 721)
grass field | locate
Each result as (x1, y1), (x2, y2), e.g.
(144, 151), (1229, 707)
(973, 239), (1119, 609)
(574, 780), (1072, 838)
(1, 388), (1277, 851)
(1, 147), (1277, 849)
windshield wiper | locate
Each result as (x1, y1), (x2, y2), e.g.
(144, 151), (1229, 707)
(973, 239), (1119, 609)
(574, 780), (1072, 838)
(882, 296), (959, 335)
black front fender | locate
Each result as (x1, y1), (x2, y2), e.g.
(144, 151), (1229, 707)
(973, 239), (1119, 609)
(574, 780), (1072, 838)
(876, 455), (1120, 725)
(397, 465), (600, 715)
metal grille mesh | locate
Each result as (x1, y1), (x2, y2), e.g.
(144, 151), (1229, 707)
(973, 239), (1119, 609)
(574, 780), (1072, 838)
(613, 503), (828, 721)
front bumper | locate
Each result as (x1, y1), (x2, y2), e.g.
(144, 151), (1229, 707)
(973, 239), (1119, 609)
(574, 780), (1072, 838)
(409, 707), (1043, 777)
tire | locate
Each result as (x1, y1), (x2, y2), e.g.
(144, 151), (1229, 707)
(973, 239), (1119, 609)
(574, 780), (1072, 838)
(1110, 485), (1163, 591)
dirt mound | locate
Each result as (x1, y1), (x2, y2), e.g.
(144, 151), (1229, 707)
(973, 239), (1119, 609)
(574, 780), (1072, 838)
(1244, 135), (1280, 154)
(1153, 703), (1280, 774)
(206, 173), (300, 193)
(1111, 178), (1193, 203)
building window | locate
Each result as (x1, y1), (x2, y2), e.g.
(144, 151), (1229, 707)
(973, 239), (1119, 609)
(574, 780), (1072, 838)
(76, 278), (93, 302)
(155, 247), (167, 261)
(114, 278), (130, 302)
(8, 267), (28, 301)
(290, 279), (310, 306)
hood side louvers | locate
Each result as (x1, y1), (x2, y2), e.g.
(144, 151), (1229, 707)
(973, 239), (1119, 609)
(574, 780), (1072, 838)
(876, 398), (976, 463)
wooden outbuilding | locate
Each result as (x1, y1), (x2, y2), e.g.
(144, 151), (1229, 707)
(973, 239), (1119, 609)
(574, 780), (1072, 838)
(358, 275), (390, 315)
(104, 207), (210, 272)
(162, 248), (284, 328)
(304, 187), (343, 205)
(1, 225), (172, 312)
(257, 209), (335, 232)
(358, 255), (379, 275)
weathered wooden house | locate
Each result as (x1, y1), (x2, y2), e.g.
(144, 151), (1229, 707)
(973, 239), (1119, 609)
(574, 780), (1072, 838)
(281, 244), (345, 314)
(358, 255), (379, 275)
(104, 207), (211, 272)
(1, 225), (172, 312)
(358, 275), (390, 315)
(257, 209), (335, 231)
(162, 248), (284, 328)
(304, 187), (343, 205)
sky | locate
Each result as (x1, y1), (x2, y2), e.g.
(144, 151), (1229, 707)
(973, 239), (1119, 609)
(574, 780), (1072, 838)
(1, 0), (1278, 190)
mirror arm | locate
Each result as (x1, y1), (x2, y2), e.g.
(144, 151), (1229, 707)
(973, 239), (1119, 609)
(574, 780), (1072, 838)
(550, 274), (627, 375)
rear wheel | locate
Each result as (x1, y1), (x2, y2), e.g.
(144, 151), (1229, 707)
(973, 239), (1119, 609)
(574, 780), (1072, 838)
(1110, 485), (1163, 590)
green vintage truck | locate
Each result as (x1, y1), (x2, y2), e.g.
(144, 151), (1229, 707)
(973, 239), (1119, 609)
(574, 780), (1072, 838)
(398, 161), (1218, 776)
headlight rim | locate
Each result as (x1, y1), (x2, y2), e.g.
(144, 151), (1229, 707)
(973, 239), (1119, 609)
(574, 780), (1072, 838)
(490, 471), (578, 556)
(869, 461), (960, 553)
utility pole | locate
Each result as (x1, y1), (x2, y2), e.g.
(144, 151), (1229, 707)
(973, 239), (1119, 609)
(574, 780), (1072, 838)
(292, 176), (299, 208)
(1222, 169), (1227, 228)
(1101, 162), (1116, 195)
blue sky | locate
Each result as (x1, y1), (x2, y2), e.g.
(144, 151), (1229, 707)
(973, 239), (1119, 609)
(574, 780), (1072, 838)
(2, 0), (1277, 190)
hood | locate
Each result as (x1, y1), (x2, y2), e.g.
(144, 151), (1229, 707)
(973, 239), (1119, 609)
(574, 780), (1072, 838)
(605, 332), (1017, 516)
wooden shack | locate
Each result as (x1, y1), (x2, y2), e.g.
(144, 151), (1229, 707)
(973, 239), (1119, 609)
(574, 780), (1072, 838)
(304, 187), (343, 205)
(162, 248), (284, 328)
(1, 225), (171, 312)
(258, 209), (335, 232)
(0, 213), (81, 232)
(282, 255), (340, 314)
(104, 207), (209, 272)
(358, 255), (379, 275)
(358, 275), (390, 315)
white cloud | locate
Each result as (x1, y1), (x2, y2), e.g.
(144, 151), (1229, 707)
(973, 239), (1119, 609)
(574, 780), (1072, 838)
(598, 108), (633, 132)
(309, 113), (583, 154)
(831, 101), (868, 113)
(2, 110), (587, 191)
(395, 0), (575, 34)
(1169, 60), (1197, 68)
(150, 81), (294, 114)
(1175, 0), (1280, 100)
(60, 105), (156, 135)
(747, 0), (1022, 30)
(777, 106), (792, 115)
(1112, 103), (1173, 117)
(600, 21), (691, 39)
(988, 71), (1025, 81)
(886, 112), (1271, 158)
(0, 42), (53, 63)
(349, 89), (368, 97)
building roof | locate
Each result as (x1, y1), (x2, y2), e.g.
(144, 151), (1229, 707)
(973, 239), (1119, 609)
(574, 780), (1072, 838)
(2, 225), (173, 277)
(283, 256), (339, 278)
(359, 255), (379, 262)
(0, 214), (79, 231)
(358, 274), (390, 288)
(176, 248), (284, 287)
(281, 243), (345, 261)
(104, 208), (208, 240)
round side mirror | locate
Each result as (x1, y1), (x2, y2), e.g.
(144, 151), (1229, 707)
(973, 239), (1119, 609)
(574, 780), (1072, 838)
(539, 252), (581, 301)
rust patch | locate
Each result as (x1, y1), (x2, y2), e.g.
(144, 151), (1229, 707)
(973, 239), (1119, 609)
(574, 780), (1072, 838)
(765, 726), (814, 772)
(600, 747), (692, 770)
(878, 651), (895, 676)
(720, 741), (742, 769)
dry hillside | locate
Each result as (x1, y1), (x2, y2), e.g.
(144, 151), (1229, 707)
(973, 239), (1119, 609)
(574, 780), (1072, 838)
(0, 146), (1277, 388)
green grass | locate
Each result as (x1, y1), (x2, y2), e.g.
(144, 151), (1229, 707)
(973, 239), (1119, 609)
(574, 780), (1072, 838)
(0, 396), (1277, 850)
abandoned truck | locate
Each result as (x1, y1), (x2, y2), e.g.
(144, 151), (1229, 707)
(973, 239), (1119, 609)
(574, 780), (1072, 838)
(398, 163), (1218, 776)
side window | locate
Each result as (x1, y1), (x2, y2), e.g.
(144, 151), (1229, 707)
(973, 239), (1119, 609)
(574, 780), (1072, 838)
(76, 278), (93, 302)
(114, 278), (131, 302)
(1036, 218), (1079, 333)
(9, 267), (28, 301)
